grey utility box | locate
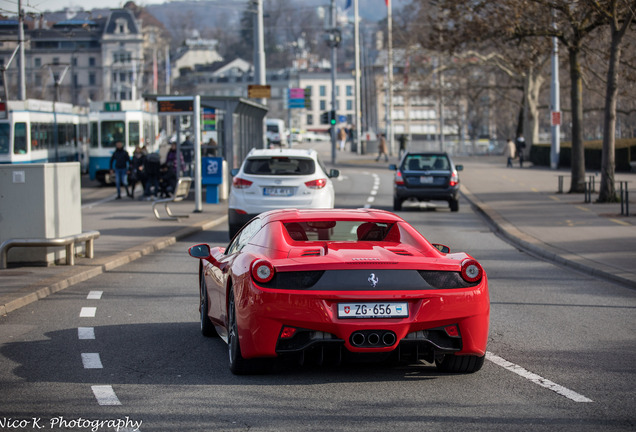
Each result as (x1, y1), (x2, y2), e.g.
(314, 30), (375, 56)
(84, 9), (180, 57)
(0, 163), (82, 265)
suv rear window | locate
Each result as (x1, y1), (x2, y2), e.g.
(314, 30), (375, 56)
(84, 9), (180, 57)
(244, 157), (316, 175)
(403, 155), (449, 171)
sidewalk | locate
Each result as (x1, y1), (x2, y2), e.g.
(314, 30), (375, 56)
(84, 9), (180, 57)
(1, 145), (634, 316)
(0, 182), (229, 316)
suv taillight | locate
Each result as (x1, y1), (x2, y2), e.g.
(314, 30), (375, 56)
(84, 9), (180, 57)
(395, 170), (405, 185)
(449, 170), (458, 187)
(305, 178), (327, 189)
(232, 177), (253, 189)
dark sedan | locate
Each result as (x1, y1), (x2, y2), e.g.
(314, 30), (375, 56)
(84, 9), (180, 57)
(390, 152), (463, 212)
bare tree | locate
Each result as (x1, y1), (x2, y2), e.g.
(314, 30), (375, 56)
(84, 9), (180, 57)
(590, 0), (636, 202)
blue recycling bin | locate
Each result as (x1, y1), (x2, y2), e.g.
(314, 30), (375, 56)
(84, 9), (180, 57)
(201, 157), (223, 203)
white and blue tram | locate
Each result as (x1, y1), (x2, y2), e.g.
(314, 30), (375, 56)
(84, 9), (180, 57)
(88, 100), (158, 185)
(0, 99), (89, 166)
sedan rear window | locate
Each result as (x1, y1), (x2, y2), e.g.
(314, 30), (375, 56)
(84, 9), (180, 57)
(244, 157), (316, 175)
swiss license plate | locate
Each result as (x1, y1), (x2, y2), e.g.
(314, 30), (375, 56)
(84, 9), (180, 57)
(337, 302), (409, 319)
(419, 176), (434, 184)
(263, 187), (293, 196)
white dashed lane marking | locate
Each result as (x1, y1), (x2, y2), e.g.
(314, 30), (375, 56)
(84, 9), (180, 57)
(91, 385), (122, 406)
(81, 353), (103, 369)
(486, 351), (593, 403)
(87, 290), (103, 300)
(79, 307), (96, 317)
(78, 327), (95, 340)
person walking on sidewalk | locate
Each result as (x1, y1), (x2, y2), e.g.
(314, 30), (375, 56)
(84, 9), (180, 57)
(128, 145), (146, 199)
(515, 135), (526, 168)
(376, 133), (389, 162)
(338, 127), (348, 151)
(504, 138), (516, 167)
(109, 141), (130, 199)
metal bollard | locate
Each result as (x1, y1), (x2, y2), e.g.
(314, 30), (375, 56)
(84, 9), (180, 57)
(558, 175), (564, 193)
(620, 182), (625, 215)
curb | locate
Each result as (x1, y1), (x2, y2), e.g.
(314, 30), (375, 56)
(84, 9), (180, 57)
(460, 185), (636, 289)
(0, 215), (228, 316)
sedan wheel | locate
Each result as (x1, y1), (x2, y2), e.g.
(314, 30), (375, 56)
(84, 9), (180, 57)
(200, 276), (217, 337)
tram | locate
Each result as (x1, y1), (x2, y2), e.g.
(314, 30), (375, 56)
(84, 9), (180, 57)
(88, 100), (159, 185)
(0, 99), (89, 166)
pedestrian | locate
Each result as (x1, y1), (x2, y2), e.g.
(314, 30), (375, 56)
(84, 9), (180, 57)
(376, 133), (389, 162)
(181, 135), (194, 177)
(109, 141), (130, 199)
(398, 134), (407, 159)
(143, 151), (161, 199)
(166, 141), (185, 175)
(338, 127), (348, 151)
(128, 146), (146, 199)
(504, 138), (516, 168)
(515, 135), (526, 168)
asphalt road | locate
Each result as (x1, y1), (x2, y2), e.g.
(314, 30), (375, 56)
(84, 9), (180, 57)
(0, 165), (634, 431)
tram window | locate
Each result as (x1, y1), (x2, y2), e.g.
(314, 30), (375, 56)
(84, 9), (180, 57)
(129, 121), (140, 148)
(101, 120), (125, 148)
(14, 122), (27, 154)
(90, 122), (98, 147)
(0, 123), (10, 154)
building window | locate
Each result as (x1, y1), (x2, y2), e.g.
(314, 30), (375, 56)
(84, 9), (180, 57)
(307, 114), (313, 125)
(320, 100), (326, 110)
(52, 57), (60, 65)
(89, 73), (96, 85)
(346, 100), (353, 110)
(89, 57), (95, 67)
(34, 58), (41, 67)
(319, 85), (326, 97)
(346, 85), (353, 96)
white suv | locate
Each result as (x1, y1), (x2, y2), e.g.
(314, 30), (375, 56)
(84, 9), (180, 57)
(228, 148), (339, 238)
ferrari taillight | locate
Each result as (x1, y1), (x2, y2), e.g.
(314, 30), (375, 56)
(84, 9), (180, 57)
(251, 259), (275, 284)
(461, 259), (483, 283)
(233, 177), (253, 189)
(449, 170), (459, 187)
(395, 170), (405, 185)
(305, 178), (327, 189)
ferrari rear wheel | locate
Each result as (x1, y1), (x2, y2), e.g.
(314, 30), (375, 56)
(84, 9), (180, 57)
(200, 276), (217, 337)
(228, 288), (269, 375)
(435, 354), (485, 373)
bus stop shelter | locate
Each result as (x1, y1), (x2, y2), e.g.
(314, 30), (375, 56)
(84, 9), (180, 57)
(145, 94), (268, 211)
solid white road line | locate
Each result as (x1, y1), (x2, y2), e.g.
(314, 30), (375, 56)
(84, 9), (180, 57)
(81, 353), (103, 369)
(486, 351), (593, 403)
(78, 327), (95, 340)
(91, 385), (121, 406)
(79, 307), (96, 317)
(87, 291), (103, 300)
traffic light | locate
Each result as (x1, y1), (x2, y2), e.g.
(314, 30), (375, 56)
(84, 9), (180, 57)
(320, 110), (337, 125)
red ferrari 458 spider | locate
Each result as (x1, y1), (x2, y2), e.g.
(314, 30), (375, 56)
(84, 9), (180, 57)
(188, 208), (489, 375)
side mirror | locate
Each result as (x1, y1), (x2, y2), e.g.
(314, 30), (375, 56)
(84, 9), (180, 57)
(455, 164), (463, 171)
(230, 168), (239, 177)
(329, 168), (340, 178)
(389, 164), (397, 170)
(188, 244), (211, 259)
(432, 243), (450, 254)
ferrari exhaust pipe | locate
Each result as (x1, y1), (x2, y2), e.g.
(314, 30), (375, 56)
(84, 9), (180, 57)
(382, 332), (397, 346)
(367, 333), (380, 345)
(351, 332), (366, 346)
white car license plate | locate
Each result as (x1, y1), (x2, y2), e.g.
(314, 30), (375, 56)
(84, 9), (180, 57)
(419, 176), (434, 184)
(263, 187), (294, 196)
(337, 302), (408, 319)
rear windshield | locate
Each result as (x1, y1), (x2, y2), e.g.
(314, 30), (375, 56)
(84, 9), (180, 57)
(284, 221), (399, 242)
(403, 154), (449, 171)
(244, 157), (316, 175)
